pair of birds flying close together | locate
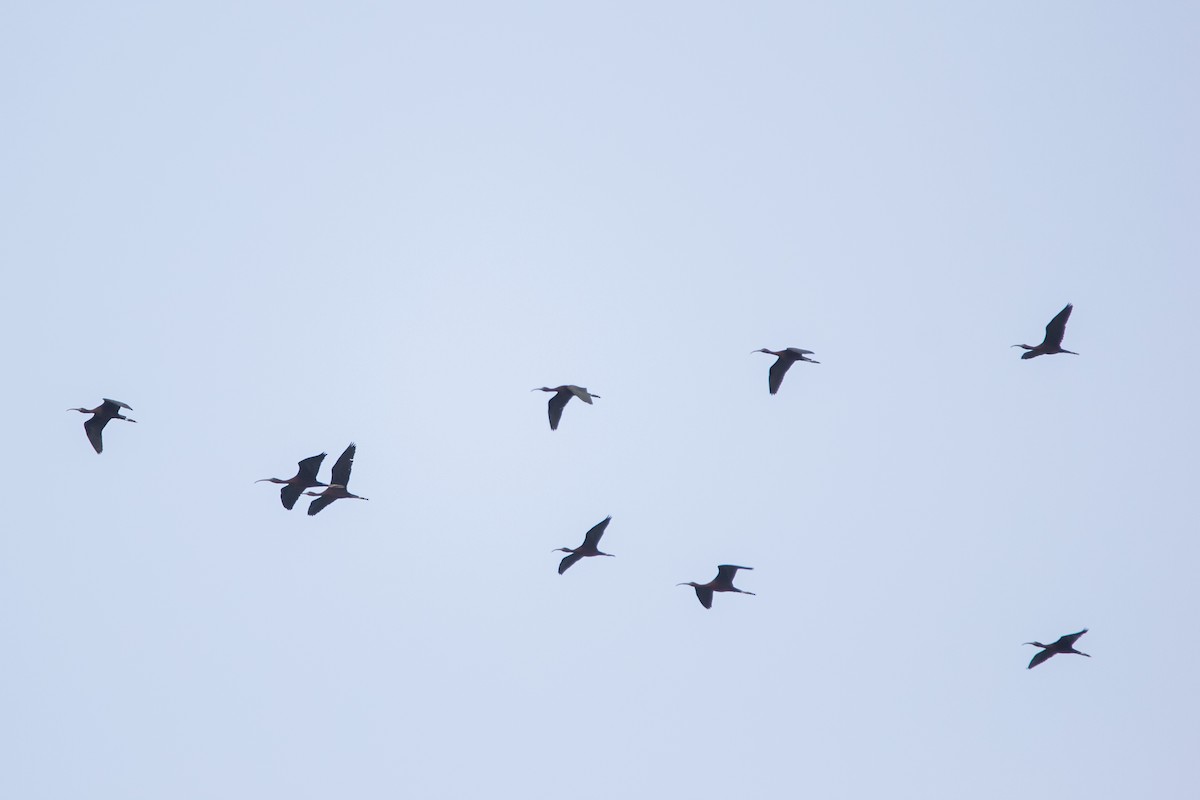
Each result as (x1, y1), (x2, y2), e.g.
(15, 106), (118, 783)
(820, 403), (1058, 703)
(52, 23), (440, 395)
(553, 516), (756, 609)
(257, 443), (368, 516)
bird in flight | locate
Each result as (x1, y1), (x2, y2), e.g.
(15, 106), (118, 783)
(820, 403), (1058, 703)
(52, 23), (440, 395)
(753, 348), (819, 395)
(677, 565), (755, 609)
(256, 452), (328, 510)
(1013, 304), (1078, 359)
(532, 385), (600, 430)
(304, 443), (368, 515)
(553, 516), (615, 574)
(67, 398), (136, 454)
(1024, 628), (1090, 669)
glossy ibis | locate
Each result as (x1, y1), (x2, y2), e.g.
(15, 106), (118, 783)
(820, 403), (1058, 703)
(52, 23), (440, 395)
(67, 398), (136, 454)
(553, 516), (615, 574)
(753, 348), (819, 395)
(256, 452), (328, 510)
(678, 565), (755, 609)
(303, 443), (368, 515)
(1024, 628), (1090, 669)
(532, 385), (600, 430)
(1013, 304), (1077, 359)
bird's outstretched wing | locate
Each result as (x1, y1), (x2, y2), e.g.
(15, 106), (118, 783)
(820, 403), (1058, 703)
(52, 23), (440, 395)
(296, 453), (327, 482)
(1057, 629), (1088, 648)
(582, 516), (612, 549)
(567, 386), (595, 404)
(329, 443), (356, 487)
(280, 483), (305, 510)
(694, 586), (714, 609)
(547, 391), (570, 430)
(1043, 304), (1073, 348)
(1027, 648), (1055, 669)
(83, 415), (108, 454)
(716, 564), (752, 582)
(768, 356), (794, 395)
(558, 551), (585, 574)
(785, 348), (815, 358)
(307, 492), (337, 516)
(101, 399), (132, 412)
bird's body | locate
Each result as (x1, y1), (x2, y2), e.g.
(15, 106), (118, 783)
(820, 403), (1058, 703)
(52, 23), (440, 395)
(1013, 304), (1077, 359)
(553, 516), (615, 574)
(1024, 628), (1090, 669)
(533, 385), (600, 430)
(754, 348), (819, 395)
(68, 398), (136, 453)
(256, 452), (328, 510)
(303, 443), (368, 515)
(678, 564), (755, 609)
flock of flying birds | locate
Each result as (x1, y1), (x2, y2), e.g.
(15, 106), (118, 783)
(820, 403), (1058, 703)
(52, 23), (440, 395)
(68, 303), (1088, 668)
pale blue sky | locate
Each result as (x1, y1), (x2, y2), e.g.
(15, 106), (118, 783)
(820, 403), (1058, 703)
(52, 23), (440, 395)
(3, 3), (1198, 798)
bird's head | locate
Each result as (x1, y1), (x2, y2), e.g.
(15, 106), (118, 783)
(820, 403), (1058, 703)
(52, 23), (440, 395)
(676, 581), (700, 588)
(532, 387), (553, 393)
(255, 478), (281, 484)
(1023, 641), (1045, 648)
(751, 348), (773, 355)
(552, 547), (572, 553)
(67, 407), (88, 413)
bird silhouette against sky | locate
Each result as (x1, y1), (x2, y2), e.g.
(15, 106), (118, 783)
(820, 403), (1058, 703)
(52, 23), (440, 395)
(257, 452), (328, 510)
(1013, 304), (1077, 359)
(67, 398), (136, 454)
(1024, 628), (1090, 669)
(753, 348), (819, 394)
(677, 565), (755, 609)
(553, 516), (615, 574)
(532, 385), (600, 430)
(304, 443), (368, 515)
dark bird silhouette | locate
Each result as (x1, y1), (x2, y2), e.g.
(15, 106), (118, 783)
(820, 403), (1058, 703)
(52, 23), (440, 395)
(256, 452), (328, 510)
(1024, 628), (1090, 669)
(677, 565), (755, 609)
(1013, 304), (1077, 359)
(67, 398), (136, 454)
(753, 348), (819, 394)
(532, 385), (600, 430)
(303, 443), (368, 515)
(553, 516), (615, 574)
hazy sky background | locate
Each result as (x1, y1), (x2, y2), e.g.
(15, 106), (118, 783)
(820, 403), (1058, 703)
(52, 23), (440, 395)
(3, 3), (1198, 798)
